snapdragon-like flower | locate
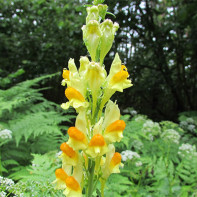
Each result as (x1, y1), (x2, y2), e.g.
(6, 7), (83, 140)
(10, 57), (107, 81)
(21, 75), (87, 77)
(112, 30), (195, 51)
(102, 144), (123, 180)
(103, 101), (126, 143)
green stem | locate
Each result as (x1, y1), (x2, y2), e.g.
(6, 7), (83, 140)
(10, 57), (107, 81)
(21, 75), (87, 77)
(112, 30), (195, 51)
(87, 160), (95, 197)
(101, 179), (106, 197)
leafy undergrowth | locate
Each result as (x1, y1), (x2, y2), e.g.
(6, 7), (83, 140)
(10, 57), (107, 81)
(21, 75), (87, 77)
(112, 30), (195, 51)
(1, 73), (197, 196)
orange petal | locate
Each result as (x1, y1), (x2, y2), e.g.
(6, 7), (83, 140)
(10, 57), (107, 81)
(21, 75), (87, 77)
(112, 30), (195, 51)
(65, 87), (85, 101)
(110, 152), (121, 167)
(55, 168), (68, 182)
(89, 134), (105, 147)
(68, 127), (85, 141)
(66, 176), (80, 191)
(60, 143), (76, 158)
(106, 120), (126, 132)
(111, 65), (129, 83)
(62, 69), (70, 80)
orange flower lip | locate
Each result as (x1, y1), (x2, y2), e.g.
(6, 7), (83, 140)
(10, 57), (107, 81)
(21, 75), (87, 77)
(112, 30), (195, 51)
(66, 176), (80, 191)
(89, 134), (105, 147)
(106, 120), (126, 132)
(62, 69), (70, 80)
(111, 65), (129, 83)
(65, 87), (85, 102)
(68, 127), (86, 141)
(55, 168), (68, 182)
(60, 142), (76, 158)
(110, 152), (121, 166)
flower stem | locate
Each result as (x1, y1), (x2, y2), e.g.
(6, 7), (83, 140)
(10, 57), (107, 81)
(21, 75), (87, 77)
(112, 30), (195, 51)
(87, 160), (95, 197)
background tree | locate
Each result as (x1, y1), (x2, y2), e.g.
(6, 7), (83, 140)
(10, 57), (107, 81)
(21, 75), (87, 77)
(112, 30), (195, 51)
(1, 0), (197, 121)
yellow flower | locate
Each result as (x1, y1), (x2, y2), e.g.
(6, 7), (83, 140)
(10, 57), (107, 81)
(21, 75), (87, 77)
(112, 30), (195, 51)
(108, 53), (132, 92)
(103, 100), (125, 143)
(86, 134), (108, 158)
(61, 58), (89, 111)
(53, 168), (68, 190)
(60, 142), (78, 166)
(67, 126), (88, 151)
(84, 62), (106, 93)
(101, 144), (123, 180)
(61, 87), (88, 110)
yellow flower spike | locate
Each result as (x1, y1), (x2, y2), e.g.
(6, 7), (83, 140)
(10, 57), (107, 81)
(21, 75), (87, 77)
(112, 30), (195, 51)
(82, 20), (101, 61)
(67, 127), (88, 150)
(53, 168), (68, 190)
(86, 134), (108, 158)
(60, 142), (78, 166)
(63, 176), (82, 197)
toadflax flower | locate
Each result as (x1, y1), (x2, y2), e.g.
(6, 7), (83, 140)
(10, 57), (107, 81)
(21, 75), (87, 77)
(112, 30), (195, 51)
(103, 100), (126, 143)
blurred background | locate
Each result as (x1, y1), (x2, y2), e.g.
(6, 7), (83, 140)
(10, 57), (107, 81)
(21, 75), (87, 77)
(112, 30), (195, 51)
(1, 0), (196, 121)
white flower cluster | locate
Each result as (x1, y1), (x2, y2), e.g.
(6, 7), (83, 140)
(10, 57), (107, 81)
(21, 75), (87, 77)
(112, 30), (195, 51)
(123, 108), (137, 116)
(0, 176), (24, 197)
(161, 129), (181, 144)
(0, 129), (12, 140)
(0, 176), (14, 190)
(180, 117), (196, 133)
(0, 191), (6, 197)
(178, 143), (197, 158)
(121, 150), (140, 162)
(134, 115), (146, 122)
(132, 140), (144, 150)
(142, 120), (161, 141)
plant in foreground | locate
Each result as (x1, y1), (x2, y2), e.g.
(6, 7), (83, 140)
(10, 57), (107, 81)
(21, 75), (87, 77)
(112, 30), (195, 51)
(53, 0), (132, 196)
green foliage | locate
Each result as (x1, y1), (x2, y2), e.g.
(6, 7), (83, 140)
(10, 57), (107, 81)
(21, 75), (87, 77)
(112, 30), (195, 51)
(0, 73), (74, 176)
(0, 152), (63, 196)
(105, 112), (197, 196)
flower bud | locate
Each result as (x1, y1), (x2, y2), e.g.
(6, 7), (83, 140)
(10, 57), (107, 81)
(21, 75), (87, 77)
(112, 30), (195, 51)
(86, 6), (99, 23)
(100, 20), (119, 64)
(98, 4), (108, 20)
(82, 20), (101, 61)
(79, 56), (90, 74)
